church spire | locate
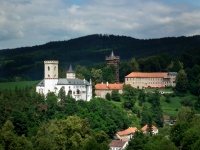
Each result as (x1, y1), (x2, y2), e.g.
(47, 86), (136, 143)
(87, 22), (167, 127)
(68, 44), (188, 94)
(67, 63), (74, 73)
(66, 63), (75, 79)
(110, 50), (115, 58)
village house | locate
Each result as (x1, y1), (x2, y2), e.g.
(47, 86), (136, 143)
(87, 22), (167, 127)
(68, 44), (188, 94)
(109, 140), (128, 150)
(125, 72), (177, 89)
(36, 60), (92, 101)
(95, 82), (123, 98)
(141, 125), (159, 135)
(115, 127), (138, 141)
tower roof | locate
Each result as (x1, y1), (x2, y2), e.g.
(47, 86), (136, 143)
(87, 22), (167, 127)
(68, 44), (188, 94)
(67, 64), (74, 73)
(110, 50), (115, 57)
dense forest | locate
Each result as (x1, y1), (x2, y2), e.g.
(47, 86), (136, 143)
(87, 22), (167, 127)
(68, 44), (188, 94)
(0, 34), (200, 81)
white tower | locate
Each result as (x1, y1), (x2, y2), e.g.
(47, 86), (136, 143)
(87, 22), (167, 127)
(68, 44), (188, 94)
(44, 60), (59, 94)
(66, 64), (75, 79)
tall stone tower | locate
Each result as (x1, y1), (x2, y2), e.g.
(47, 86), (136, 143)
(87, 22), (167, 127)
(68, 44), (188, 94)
(44, 60), (59, 94)
(105, 51), (120, 83)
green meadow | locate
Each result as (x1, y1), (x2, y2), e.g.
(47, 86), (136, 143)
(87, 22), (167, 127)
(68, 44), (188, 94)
(0, 81), (40, 90)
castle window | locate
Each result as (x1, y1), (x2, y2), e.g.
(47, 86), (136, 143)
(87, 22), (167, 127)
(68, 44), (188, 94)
(68, 89), (72, 95)
(48, 66), (50, 71)
(54, 66), (56, 71)
(48, 74), (50, 77)
(77, 89), (80, 94)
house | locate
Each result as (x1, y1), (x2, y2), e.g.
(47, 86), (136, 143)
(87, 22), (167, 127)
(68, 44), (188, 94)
(115, 127), (138, 141)
(95, 82), (123, 98)
(109, 140), (128, 150)
(36, 60), (92, 101)
(141, 125), (158, 135)
(125, 72), (177, 89)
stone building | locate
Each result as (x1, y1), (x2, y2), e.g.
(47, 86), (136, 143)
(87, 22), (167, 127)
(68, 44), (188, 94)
(36, 60), (92, 101)
(125, 72), (177, 89)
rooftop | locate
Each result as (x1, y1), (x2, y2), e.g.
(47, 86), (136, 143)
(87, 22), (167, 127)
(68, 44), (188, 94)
(141, 125), (157, 131)
(109, 140), (127, 147)
(117, 127), (138, 136)
(126, 72), (168, 78)
(95, 83), (123, 90)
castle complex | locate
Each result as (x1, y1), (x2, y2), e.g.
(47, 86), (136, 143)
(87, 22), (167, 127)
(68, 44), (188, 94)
(106, 51), (120, 83)
(36, 60), (92, 101)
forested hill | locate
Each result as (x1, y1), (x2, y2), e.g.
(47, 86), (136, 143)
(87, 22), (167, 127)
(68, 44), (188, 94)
(0, 34), (200, 81)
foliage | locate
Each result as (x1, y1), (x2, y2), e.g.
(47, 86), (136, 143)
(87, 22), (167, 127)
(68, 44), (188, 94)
(126, 131), (149, 150)
(111, 90), (121, 102)
(122, 84), (137, 109)
(175, 70), (189, 93)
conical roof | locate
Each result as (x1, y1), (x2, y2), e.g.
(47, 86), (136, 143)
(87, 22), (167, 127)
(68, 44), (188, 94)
(110, 50), (115, 57)
(67, 63), (74, 73)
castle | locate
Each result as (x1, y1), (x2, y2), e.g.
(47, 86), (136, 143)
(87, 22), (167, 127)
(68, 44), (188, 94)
(36, 60), (92, 101)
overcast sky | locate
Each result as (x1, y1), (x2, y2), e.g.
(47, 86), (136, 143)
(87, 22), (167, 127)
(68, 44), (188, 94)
(0, 0), (200, 50)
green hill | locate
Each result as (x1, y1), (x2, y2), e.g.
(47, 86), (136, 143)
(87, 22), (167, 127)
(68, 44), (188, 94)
(0, 34), (200, 81)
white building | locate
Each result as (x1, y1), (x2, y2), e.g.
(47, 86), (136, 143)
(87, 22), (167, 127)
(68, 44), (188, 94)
(36, 60), (92, 101)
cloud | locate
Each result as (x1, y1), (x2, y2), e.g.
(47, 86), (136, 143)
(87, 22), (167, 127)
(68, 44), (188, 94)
(0, 0), (200, 49)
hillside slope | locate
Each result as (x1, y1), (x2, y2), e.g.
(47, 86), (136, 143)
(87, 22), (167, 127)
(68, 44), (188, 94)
(0, 34), (200, 81)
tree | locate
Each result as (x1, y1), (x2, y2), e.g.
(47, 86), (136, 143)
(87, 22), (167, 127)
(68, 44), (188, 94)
(0, 120), (33, 150)
(126, 131), (149, 150)
(130, 58), (140, 72)
(144, 135), (178, 150)
(147, 117), (153, 136)
(91, 68), (103, 84)
(33, 116), (93, 150)
(111, 90), (121, 102)
(175, 70), (188, 93)
(105, 93), (111, 100)
(123, 84), (137, 109)
(58, 87), (66, 109)
(138, 90), (146, 106)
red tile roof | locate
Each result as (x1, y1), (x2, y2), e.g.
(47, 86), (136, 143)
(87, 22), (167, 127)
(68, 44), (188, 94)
(141, 125), (157, 131)
(109, 140), (127, 147)
(125, 72), (168, 78)
(117, 127), (138, 136)
(95, 83), (123, 90)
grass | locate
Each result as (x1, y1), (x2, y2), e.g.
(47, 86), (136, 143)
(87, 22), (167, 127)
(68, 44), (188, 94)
(160, 95), (182, 116)
(0, 80), (40, 90)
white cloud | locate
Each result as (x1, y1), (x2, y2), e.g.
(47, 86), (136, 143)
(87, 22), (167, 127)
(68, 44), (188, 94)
(0, 0), (200, 49)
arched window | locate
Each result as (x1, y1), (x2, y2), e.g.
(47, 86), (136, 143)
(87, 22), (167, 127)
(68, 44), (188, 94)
(77, 89), (80, 94)
(68, 89), (72, 95)
(48, 66), (50, 71)
(48, 74), (50, 77)
(54, 66), (56, 71)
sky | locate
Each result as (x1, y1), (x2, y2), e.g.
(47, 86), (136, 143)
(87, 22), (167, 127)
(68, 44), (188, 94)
(0, 0), (200, 50)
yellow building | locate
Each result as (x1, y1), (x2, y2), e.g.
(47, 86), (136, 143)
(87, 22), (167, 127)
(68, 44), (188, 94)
(125, 72), (177, 89)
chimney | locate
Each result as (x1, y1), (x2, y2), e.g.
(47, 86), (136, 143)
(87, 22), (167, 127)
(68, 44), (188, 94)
(106, 81), (108, 87)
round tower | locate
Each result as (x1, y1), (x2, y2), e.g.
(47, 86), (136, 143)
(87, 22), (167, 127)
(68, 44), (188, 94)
(44, 60), (59, 79)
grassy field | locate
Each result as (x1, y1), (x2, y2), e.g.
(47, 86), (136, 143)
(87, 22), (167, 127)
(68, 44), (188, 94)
(160, 96), (182, 116)
(0, 80), (40, 90)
